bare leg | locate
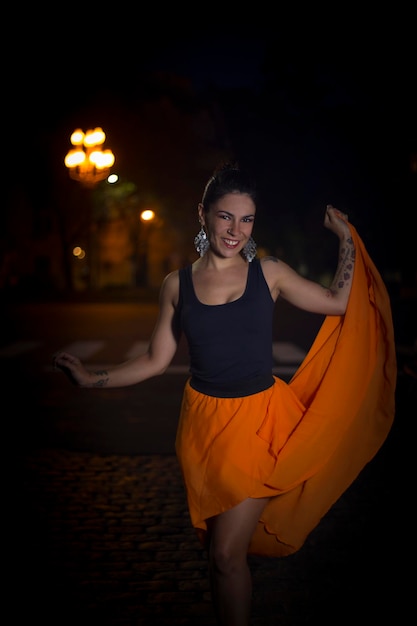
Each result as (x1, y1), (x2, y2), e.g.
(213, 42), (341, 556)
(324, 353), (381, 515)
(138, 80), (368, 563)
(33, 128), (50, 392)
(207, 497), (269, 626)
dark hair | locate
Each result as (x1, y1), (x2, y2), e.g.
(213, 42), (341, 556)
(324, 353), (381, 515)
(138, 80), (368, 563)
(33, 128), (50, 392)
(201, 161), (257, 212)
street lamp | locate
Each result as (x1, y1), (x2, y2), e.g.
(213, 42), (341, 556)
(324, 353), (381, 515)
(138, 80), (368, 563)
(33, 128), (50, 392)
(140, 209), (155, 224)
(136, 209), (156, 286)
(64, 127), (115, 290)
(64, 127), (115, 187)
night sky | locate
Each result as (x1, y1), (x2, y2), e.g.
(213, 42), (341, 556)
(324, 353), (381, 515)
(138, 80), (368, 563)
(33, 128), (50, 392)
(6, 13), (416, 281)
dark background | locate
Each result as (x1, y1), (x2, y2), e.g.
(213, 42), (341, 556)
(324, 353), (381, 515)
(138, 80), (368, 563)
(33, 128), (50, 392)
(4, 9), (417, 299)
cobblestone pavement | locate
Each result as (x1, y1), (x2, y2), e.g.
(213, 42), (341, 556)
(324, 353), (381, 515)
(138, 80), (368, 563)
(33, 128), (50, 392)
(16, 373), (414, 625)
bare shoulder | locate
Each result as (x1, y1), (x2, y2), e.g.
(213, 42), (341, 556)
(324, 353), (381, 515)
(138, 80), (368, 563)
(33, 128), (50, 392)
(160, 269), (180, 306)
(162, 269), (180, 287)
(260, 255), (282, 279)
(260, 255), (297, 298)
(260, 255), (293, 274)
(260, 256), (281, 298)
(260, 255), (280, 266)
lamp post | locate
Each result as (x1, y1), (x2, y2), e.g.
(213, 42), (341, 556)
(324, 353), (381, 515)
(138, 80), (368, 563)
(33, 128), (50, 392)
(64, 128), (115, 290)
(137, 209), (156, 286)
(64, 127), (115, 187)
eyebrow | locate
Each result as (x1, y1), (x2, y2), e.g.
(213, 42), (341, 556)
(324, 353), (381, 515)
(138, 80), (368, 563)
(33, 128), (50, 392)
(216, 210), (256, 218)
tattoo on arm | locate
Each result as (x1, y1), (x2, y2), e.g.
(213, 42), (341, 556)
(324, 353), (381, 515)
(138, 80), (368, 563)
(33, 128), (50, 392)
(330, 236), (355, 294)
(93, 369), (109, 388)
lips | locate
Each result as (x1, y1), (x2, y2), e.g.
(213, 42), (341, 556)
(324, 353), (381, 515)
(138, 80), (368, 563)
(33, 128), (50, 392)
(223, 238), (239, 247)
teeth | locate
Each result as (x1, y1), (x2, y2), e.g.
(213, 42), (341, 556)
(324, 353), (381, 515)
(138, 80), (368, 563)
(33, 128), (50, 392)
(224, 239), (238, 246)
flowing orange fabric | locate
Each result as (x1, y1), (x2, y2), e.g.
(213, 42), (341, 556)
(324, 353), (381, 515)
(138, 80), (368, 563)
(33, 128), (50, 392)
(175, 224), (397, 557)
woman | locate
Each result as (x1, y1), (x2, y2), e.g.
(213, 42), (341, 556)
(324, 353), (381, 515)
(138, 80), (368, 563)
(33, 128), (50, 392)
(54, 162), (396, 626)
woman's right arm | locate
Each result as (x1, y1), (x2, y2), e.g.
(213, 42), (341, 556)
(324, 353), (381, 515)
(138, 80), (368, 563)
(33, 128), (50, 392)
(53, 271), (181, 388)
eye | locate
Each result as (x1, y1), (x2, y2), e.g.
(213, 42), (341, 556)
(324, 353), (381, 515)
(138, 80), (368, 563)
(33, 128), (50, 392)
(218, 213), (231, 220)
(242, 217), (254, 223)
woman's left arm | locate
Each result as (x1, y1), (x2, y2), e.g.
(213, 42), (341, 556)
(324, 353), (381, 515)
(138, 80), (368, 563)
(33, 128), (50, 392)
(263, 205), (355, 316)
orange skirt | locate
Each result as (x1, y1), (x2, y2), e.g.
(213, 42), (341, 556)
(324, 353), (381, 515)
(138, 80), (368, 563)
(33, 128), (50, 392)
(175, 225), (397, 557)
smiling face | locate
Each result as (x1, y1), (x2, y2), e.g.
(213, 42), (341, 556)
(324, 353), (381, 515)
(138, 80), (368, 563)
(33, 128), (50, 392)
(198, 192), (256, 260)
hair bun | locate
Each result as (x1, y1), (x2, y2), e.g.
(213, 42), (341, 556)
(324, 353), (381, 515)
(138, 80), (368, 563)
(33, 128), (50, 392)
(214, 160), (240, 174)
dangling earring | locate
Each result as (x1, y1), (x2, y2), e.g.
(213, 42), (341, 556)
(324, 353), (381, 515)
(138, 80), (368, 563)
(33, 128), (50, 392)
(241, 237), (256, 263)
(241, 236), (257, 262)
(194, 226), (209, 257)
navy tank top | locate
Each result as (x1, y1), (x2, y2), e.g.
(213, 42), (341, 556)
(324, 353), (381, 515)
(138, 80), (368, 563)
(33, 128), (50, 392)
(177, 259), (275, 398)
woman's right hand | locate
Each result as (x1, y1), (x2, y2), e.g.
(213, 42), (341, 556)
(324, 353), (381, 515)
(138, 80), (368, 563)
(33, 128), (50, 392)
(53, 351), (96, 387)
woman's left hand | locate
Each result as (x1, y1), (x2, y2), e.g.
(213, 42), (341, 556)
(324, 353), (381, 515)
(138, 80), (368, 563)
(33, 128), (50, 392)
(324, 204), (351, 238)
